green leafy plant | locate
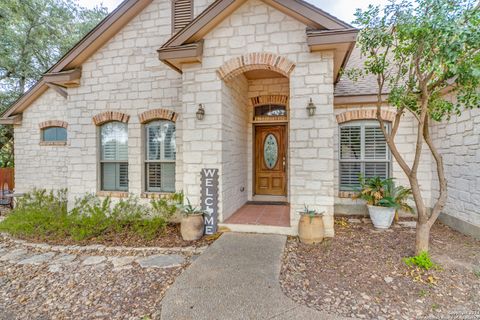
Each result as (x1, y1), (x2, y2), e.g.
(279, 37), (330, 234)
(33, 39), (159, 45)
(355, 176), (413, 212)
(298, 204), (324, 223)
(403, 251), (439, 271)
(473, 268), (480, 279)
(180, 197), (204, 217)
(150, 192), (184, 221)
(0, 189), (169, 242)
(350, 0), (480, 254)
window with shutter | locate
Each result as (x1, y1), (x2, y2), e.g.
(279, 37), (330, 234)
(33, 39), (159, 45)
(172, 0), (193, 34)
(339, 121), (390, 191)
(145, 120), (176, 192)
(100, 122), (128, 191)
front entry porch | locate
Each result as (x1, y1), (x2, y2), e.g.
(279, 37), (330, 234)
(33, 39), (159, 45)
(220, 203), (294, 235)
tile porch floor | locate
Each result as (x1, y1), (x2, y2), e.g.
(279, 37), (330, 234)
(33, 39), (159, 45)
(224, 203), (290, 227)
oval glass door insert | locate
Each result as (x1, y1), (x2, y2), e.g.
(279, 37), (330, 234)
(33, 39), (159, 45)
(264, 134), (278, 169)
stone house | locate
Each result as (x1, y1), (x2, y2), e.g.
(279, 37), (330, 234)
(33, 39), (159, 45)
(1, 0), (478, 238)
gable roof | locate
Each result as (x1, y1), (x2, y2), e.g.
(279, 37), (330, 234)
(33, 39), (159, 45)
(162, 0), (352, 48)
(1, 0), (359, 123)
(1, 0), (152, 122)
(158, 0), (358, 79)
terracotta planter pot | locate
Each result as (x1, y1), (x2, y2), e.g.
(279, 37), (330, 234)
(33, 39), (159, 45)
(367, 205), (396, 229)
(180, 214), (204, 241)
(298, 214), (324, 244)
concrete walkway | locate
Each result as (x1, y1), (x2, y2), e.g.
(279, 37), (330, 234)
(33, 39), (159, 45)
(161, 233), (346, 320)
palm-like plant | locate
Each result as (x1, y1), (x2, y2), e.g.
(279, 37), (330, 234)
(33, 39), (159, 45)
(355, 176), (413, 212)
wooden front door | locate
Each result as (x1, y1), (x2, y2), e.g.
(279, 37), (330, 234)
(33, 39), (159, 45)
(255, 125), (287, 196)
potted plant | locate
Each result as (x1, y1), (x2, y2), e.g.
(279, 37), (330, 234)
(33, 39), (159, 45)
(355, 176), (413, 229)
(298, 204), (325, 244)
(179, 198), (204, 241)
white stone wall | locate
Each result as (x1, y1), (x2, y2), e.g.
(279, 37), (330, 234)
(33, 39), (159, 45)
(13, 90), (68, 192)
(333, 106), (433, 210)
(15, 0), (182, 203)
(431, 107), (480, 227)
(221, 75), (249, 219)
(179, 0), (337, 235)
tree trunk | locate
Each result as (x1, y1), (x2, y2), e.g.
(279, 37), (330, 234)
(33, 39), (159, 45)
(415, 221), (430, 254)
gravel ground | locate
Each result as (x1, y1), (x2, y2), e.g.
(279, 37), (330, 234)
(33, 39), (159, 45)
(0, 234), (209, 320)
(280, 218), (480, 320)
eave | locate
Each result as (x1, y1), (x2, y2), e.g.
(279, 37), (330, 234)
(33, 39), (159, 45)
(157, 42), (204, 73)
(43, 68), (82, 88)
(334, 94), (388, 105)
(307, 29), (359, 83)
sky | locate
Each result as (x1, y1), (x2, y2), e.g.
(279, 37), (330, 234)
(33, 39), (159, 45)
(76, 0), (390, 25)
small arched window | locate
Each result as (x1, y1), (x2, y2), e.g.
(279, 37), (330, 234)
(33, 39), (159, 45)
(42, 127), (67, 142)
(145, 120), (176, 193)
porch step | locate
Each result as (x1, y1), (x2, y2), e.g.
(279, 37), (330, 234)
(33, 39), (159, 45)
(218, 223), (296, 236)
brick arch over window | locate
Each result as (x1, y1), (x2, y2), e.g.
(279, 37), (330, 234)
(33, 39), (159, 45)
(92, 111), (130, 126)
(38, 120), (68, 129)
(336, 109), (396, 124)
(218, 53), (296, 82)
(250, 95), (289, 107)
(138, 108), (178, 124)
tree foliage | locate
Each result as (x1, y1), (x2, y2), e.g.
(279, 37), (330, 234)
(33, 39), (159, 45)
(0, 0), (107, 167)
(350, 0), (479, 253)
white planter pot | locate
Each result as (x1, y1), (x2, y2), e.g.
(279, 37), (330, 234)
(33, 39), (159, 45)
(367, 205), (396, 229)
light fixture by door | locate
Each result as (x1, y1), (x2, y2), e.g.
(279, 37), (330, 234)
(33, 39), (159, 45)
(306, 98), (316, 117)
(196, 104), (205, 120)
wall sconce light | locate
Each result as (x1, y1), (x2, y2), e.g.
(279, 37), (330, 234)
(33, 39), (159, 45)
(306, 98), (316, 117)
(196, 104), (205, 120)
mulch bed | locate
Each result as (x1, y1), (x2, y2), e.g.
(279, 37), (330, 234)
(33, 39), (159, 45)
(280, 218), (480, 319)
(10, 223), (219, 248)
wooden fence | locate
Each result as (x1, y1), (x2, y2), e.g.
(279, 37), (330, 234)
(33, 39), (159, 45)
(0, 168), (14, 191)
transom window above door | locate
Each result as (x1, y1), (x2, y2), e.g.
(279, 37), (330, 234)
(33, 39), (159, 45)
(253, 104), (287, 122)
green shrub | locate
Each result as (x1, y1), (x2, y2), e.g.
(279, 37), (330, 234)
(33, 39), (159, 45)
(403, 251), (439, 270)
(0, 189), (69, 239)
(150, 192), (183, 221)
(0, 189), (181, 242)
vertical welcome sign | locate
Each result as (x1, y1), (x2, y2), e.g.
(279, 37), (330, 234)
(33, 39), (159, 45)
(201, 168), (219, 235)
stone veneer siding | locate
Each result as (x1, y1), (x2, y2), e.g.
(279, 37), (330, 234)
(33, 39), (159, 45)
(179, 0), (336, 235)
(14, 0), (183, 204)
(431, 107), (480, 230)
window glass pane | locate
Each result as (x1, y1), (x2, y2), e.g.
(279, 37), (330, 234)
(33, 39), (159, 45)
(101, 122), (128, 161)
(255, 105), (287, 116)
(146, 162), (175, 192)
(340, 126), (361, 160)
(101, 163), (117, 191)
(340, 162), (362, 191)
(365, 162), (389, 180)
(364, 126), (387, 160)
(146, 121), (176, 161)
(101, 162), (128, 191)
(42, 127), (67, 141)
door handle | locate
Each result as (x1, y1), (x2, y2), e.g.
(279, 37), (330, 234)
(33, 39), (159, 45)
(283, 157), (286, 171)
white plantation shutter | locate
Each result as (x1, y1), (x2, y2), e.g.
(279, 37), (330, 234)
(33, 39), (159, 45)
(145, 121), (176, 192)
(339, 121), (390, 191)
(173, 0), (193, 33)
(100, 122), (128, 191)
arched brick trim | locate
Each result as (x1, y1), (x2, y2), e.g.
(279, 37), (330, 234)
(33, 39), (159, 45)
(138, 108), (178, 124)
(218, 53), (295, 81)
(92, 111), (130, 126)
(336, 109), (396, 124)
(38, 120), (68, 129)
(250, 95), (289, 107)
